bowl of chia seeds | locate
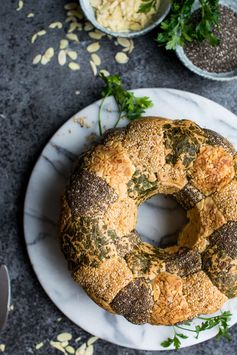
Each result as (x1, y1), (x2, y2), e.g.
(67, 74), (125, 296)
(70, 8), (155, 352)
(176, 0), (237, 81)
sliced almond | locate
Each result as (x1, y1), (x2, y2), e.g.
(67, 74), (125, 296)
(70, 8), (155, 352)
(35, 342), (44, 350)
(61, 341), (69, 348)
(68, 62), (80, 70)
(68, 22), (79, 33)
(57, 333), (72, 342)
(58, 50), (67, 65)
(87, 337), (98, 346)
(31, 33), (38, 44)
(60, 39), (69, 49)
(85, 345), (94, 355)
(65, 16), (77, 23)
(90, 60), (97, 76)
(16, 0), (24, 11)
(115, 52), (129, 64)
(27, 13), (34, 18)
(66, 33), (79, 42)
(0, 345), (5, 352)
(49, 22), (63, 29)
(50, 341), (66, 354)
(38, 30), (47, 36)
(86, 42), (100, 53)
(84, 22), (94, 31)
(88, 31), (103, 40)
(65, 345), (75, 354)
(44, 47), (54, 60)
(91, 53), (101, 66)
(99, 69), (110, 77)
(75, 343), (86, 355)
(128, 39), (134, 54)
(32, 54), (42, 65)
(67, 10), (83, 20)
(64, 3), (79, 10)
(117, 37), (130, 48)
(67, 50), (77, 60)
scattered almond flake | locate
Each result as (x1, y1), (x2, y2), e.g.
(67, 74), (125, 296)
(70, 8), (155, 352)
(115, 52), (129, 64)
(27, 13), (35, 18)
(68, 62), (80, 70)
(38, 30), (47, 37)
(90, 60), (97, 76)
(65, 16), (77, 23)
(57, 317), (62, 322)
(117, 37), (130, 48)
(57, 332), (72, 342)
(75, 337), (81, 343)
(67, 10), (84, 20)
(86, 42), (100, 53)
(75, 90), (80, 95)
(49, 21), (63, 29)
(44, 47), (54, 60)
(41, 55), (48, 65)
(32, 54), (42, 65)
(87, 337), (98, 346)
(67, 50), (77, 60)
(128, 39), (134, 54)
(64, 3), (79, 10)
(58, 50), (67, 65)
(68, 22), (79, 33)
(31, 33), (38, 44)
(50, 341), (66, 354)
(66, 345), (75, 354)
(60, 39), (69, 49)
(99, 69), (110, 77)
(75, 343), (86, 355)
(16, 0), (24, 11)
(9, 304), (14, 311)
(91, 53), (101, 66)
(66, 33), (79, 42)
(35, 342), (44, 350)
(84, 22), (94, 31)
(85, 345), (93, 355)
(0, 345), (5, 352)
(61, 341), (69, 348)
(88, 31), (103, 40)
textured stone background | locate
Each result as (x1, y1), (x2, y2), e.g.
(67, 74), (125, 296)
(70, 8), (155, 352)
(0, 0), (237, 354)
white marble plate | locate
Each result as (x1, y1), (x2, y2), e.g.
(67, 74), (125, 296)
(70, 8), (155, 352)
(24, 89), (237, 351)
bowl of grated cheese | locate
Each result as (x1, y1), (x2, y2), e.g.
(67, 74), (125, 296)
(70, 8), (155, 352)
(79, 0), (171, 38)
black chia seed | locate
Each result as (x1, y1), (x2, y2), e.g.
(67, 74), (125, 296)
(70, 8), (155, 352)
(184, 6), (237, 73)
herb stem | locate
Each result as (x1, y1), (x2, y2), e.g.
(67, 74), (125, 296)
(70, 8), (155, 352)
(175, 325), (197, 333)
(98, 96), (107, 136)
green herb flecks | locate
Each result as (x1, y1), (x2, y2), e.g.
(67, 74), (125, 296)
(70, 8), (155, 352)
(161, 311), (232, 350)
(98, 73), (153, 136)
(138, 0), (157, 14)
(156, 0), (220, 50)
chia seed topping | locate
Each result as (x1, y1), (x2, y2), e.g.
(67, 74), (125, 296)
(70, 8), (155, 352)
(184, 6), (237, 73)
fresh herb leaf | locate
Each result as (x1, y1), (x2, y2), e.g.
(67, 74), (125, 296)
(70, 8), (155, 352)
(138, 0), (157, 14)
(161, 311), (232, 350)
(98, 73), (153, 135)
(157, 0), (220, 50)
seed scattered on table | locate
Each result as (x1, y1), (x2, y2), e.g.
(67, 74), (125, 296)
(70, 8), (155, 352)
(68, 62), (80, 70)
(64, 3), (79, 10)
(49, 21), (63, 29)
(0, 345), (5, 352)
(57, 332), (72, 342)
(84, 22), (94, 31)
(100, 69), (110, 77)
(16, 0), (24, 11)
(27, 13), (34, 18)
(115, 52), (129, 64)
(35, 342), (44, 350)
(91, 53), (101, 66)
(66, 345), (75, 354)
(90, 60), (97, 76)
(117, 37), (130, 48)
(87, 336), (99, 346)
(32, 54), (42, 65)
(50, 341), (66, 353)
(87, 42), (100, 53)
(66, 33), (79, 42)
(60, 39), (68, 49)
(67, 50), (77, 60)
(58, 50), (67, 65)
(89, 31), (104, 40)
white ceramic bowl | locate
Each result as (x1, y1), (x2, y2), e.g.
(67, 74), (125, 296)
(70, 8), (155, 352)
(176, 0), (237, 81)
(79, 0), (171, 38)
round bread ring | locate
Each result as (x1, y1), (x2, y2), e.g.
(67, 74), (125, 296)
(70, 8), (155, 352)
(59, 117), (237, 325)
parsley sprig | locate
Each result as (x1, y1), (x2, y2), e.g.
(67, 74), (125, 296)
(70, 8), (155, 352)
(161, 311), (232, 350)
(157, 0), (220, 50)
(138, 0), (157, 14)
(98, 73), (153, 136)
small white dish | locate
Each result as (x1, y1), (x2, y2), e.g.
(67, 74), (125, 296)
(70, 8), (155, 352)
(79, 0), (171, 38)
(176, 0), (237, 81)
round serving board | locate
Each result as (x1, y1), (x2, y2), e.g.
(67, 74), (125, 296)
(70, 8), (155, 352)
(24, 89), (237, 350)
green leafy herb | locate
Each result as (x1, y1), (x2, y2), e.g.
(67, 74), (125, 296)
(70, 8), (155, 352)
(98, 73), (153, 135)
(138, 0), (157, 14)
(156, 0), (220, 50)
(161, 311), (232, 350)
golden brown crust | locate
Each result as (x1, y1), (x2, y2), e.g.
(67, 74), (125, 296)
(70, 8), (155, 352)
(59, 117), (237, 326)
